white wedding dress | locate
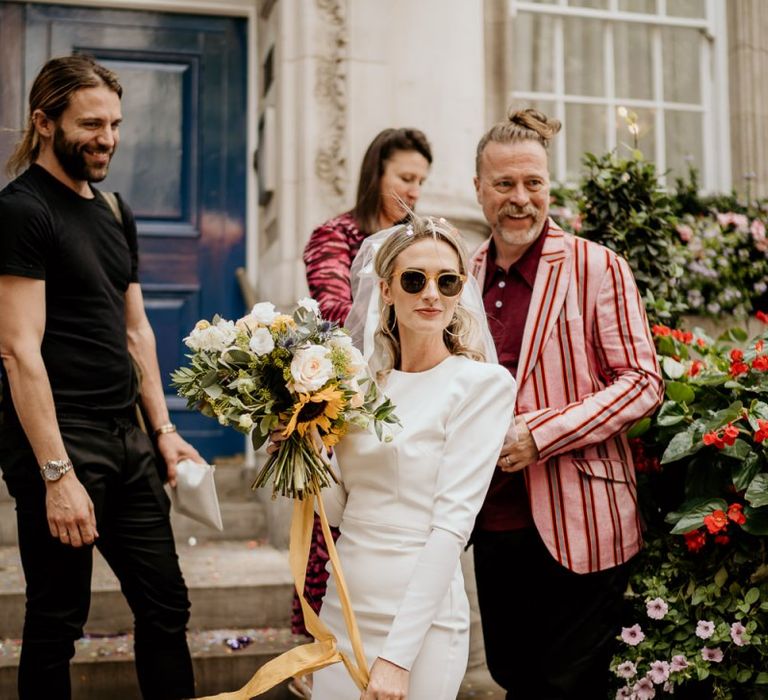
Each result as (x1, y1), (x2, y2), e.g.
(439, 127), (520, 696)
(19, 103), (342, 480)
(311, 354), (516, 699)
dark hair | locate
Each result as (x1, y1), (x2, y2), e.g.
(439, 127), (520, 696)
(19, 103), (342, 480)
(6, 54), (123, 176)
(352, 128), (432, 235)
(475, 107), (561, 176)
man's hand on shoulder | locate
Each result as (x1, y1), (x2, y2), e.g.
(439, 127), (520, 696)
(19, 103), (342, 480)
(498, 415), (540, 473)
(156, 432), (203, 488)
(45, 471), (98, 547)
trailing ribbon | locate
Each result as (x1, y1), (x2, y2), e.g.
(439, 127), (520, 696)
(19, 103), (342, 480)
(195, 487), (369, 699)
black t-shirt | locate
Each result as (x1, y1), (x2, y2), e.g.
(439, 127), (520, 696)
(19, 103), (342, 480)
(0, 164), (139, 419)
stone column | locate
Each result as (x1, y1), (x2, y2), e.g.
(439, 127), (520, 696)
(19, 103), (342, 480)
(728, 0), (768, 201)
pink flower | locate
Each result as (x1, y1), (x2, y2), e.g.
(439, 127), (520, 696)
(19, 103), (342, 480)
(649, 660), (670, 685)
(621, 624), (646, 646)
(676, 223), (693, 242)
(633, 676), (657, 699)
(730, 621), (747, 646)
(751, 218), (767, 243)
(670, 654), (689, 672)
(696, 620), (715, 639)
(615, 688), (633, 699)
(615, 661), (638, 679)
(701, 647), (724, 663)
(646, 597), (669, 620)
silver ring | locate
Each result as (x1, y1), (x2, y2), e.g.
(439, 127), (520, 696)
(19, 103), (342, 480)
(504, 456), (511, 466)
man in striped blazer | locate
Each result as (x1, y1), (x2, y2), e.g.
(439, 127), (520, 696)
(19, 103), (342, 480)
(470, 108), (663, 699)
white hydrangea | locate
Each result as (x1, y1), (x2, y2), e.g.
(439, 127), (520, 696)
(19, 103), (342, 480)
(184, 319), (237, 352)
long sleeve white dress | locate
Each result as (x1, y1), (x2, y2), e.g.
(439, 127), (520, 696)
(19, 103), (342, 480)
(311, 354), (516, 699)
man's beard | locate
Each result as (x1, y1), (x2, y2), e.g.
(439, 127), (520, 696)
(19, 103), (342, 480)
(53, 126), (113, 183)
(496, 203), (547, 246)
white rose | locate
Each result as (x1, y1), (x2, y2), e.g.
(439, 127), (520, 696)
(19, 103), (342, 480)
(249, 327), (275, 356)
(328, 331), (353, 349)
(184, 319), (237, 352)
(291, 345), (334, 393)
(235, 314), (260, 333)
(344, 344), (367, 378)
(249, 302), (280, 325)
(297, 297), (321, 315)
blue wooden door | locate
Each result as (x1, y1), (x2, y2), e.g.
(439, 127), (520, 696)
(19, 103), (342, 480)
(22, 4), (248, 460)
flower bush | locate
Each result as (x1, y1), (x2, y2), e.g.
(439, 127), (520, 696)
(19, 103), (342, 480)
(611, 319), (768, 699)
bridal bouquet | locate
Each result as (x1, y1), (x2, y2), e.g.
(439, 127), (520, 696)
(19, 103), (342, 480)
(171, 298), (399, 499)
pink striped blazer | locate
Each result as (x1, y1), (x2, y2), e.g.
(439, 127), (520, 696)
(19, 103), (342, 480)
(471, 219), (663, 574)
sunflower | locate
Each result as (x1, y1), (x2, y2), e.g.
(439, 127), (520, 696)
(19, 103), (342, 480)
(283, 385), (346, 438)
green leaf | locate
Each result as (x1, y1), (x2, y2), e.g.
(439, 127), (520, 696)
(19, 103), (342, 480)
(251, 430), (268, 451)
(745, 587), (760, 605)
(667, 497), (728, 534)
(627, 417), (651, 438)
(714, 566), (728, 587)
(756, 672), (768, 685)
(202, 384), (223, 400)
(737, 669), (753, 683)
(221, 349), (253, 365)
(657, 401), (687, 427)
(721, 438), (752, 461)
(745, 473), (768, 508)
(661, 430), (697, 464)
(732, 452), (761, 492)
(720, 327), (748, 343)
(742, 506), (768, 535)
(666, 381), (696, 405)
(662, 356), (686, 379)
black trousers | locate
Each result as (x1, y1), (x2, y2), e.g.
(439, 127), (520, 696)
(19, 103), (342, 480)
(473, 528), (630, 700)
(0, 415), (194, 700)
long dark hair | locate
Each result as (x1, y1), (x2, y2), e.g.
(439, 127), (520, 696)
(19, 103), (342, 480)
(6, 54), (122, 177)
(352, 128), (432, 235)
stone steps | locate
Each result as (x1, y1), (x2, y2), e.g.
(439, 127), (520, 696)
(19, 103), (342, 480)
(0, 627), (298, 700)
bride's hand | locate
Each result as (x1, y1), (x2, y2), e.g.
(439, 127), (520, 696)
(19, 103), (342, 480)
(361, 657), (408, 700)
(266, 422), (288, 455)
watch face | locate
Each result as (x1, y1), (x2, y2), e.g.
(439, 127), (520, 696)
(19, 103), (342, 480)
(43, 464), (63, 481)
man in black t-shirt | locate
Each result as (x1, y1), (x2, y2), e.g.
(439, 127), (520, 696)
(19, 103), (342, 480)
(0, 56), (198, 700)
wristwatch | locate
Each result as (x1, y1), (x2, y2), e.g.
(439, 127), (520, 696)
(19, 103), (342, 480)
(40, 458), (73, 482)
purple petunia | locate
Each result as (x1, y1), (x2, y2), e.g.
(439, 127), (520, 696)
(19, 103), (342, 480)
(633, 676), (657, 699)
(615, 661), (638, 679)
(646, 597), (669, 620)
(621, 624), (646, 646)
(670, 654), (689, 672)
(695, 620), (715, 639)
(730, 622), (747, 647)
(701, 647), (724, 663)
(648, 660), (670, 685)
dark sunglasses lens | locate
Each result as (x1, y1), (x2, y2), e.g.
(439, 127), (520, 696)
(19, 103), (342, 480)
(438, 274), (463, 296)
(400, 270), (427, 294)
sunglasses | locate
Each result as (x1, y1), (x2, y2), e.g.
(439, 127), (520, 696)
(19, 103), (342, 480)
(393, 268), (466, 297)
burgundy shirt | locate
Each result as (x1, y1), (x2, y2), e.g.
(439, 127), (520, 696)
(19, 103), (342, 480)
(476, 222), (549, 531)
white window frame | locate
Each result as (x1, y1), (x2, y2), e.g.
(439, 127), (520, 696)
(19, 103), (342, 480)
(508, 0), (730, 192)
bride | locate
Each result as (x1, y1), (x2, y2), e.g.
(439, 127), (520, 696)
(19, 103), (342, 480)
(307, 215), (516, 700)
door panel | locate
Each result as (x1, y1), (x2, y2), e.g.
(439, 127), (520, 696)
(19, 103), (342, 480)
(21, 3), (248, 460)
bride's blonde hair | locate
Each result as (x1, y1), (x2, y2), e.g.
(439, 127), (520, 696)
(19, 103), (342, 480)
(372, 214), (484, 377)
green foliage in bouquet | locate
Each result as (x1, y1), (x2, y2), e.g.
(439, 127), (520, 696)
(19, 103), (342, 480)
(171, 299), (399, 499)
(611, 320), (768, 699)
(576, 151), (687, 326)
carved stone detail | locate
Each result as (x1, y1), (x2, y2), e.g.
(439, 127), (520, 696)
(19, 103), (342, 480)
(315, 0), (348, 200)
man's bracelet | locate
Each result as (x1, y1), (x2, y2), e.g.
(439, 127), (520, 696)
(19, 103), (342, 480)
(154, 423), (177, 437)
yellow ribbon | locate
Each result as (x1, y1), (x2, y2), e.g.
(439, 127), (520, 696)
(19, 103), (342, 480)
(195, 490), (370, 699)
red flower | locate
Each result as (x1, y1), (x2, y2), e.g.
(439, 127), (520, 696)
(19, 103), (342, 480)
(756, 340), (765, 353)
(730, 361), (749, 377)
(753, 355), (768, 371)
(684, 529), (706, 552)
(671, 329), (694, 344)
(653, 324), (672, 337)
(755, 419), (768, 442)
(687, 360), (704, 377)
(714, 534), (731, 546)
(727, 503), (747, 526)
(696, 338), (707, 349)
(756, 311), (768, 324)
(730, 349), (744, 362)
(703, 430), (725, 449)
(722, 423), (739, 446)
(703, 510), (729, 534)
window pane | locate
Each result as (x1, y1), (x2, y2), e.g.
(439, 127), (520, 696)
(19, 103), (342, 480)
(564, 18), (605, 97)
(665, 110), (703, 179)
(513, 13), (556, 93)
(569, 0), (609, 8)
(618, 0), (656, 12)
(614, 22), (653, 100)
(565, 103), (608, 181)
(615, 106), (656, 160)
(662, 27), (701, 103)
(666, 0), (706, 18)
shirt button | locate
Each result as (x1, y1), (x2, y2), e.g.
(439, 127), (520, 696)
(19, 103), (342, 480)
(495, 300), (503, 308)
(498, 280), (506, 288)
